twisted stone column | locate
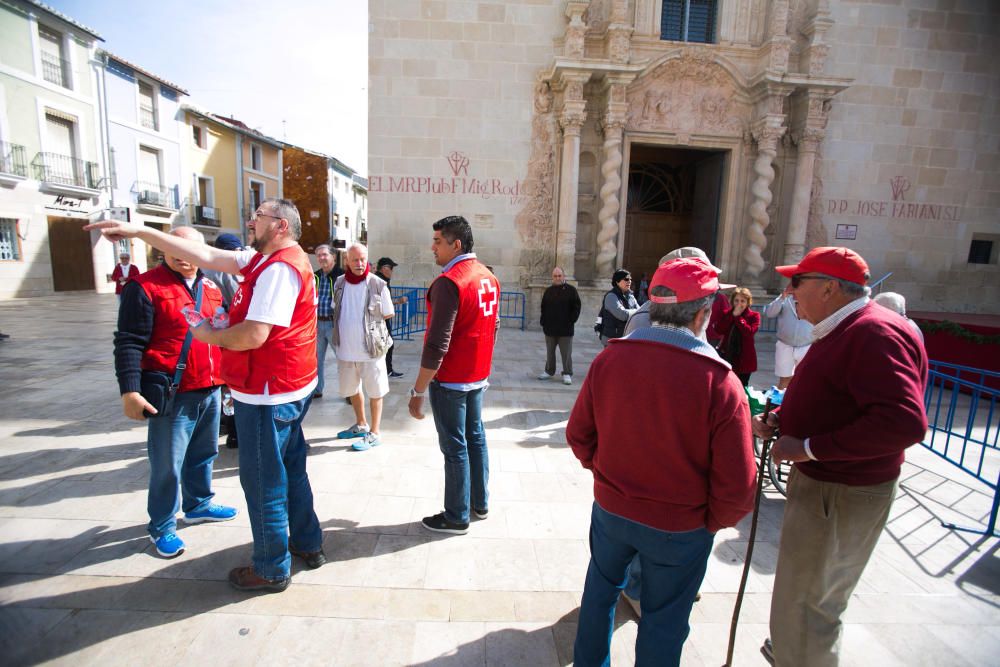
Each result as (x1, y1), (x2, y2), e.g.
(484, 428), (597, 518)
(783, 128), (824, 265)
(596, 119), (624, 279)
(743, 125), (785, 280)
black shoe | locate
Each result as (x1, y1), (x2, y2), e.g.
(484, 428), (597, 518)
(421, 512), (469, 535)
(761, 638), (774, 665)
(0, 332), (9, 340)
(472, 508), (488, 520)
(290, 547), (327, 569)
(312, 391), (323, 399)
(388, 370), (404, 378)
(225, 433), (238, 449)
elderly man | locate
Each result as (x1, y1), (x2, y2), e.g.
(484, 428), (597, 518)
(88, 198), (325, 592)
(375, 257), (407, 379)
(755, 247), (928, 667)
(109, 251), (140, 301)
(568, 257), (756, 667)
(332, 243), (394, 451)
(408, 216), (500, 534)
(313, 243), (344, 398)
(537, 266), (581, 385)
(763, 285), (813, 390)
(114, 227), (237, 558)
(625, 247), (721, 336)
(873, 291), (924, 341)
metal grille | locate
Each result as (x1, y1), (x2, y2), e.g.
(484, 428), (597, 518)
(661, 0), (716, 44)
(0, 219), (20, 261)
(40, 51), (70, 87)
(0, 142), (27, 177)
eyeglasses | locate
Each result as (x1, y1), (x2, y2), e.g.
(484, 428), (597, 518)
(790, 274), (830, 288)
(250, 211), (283, 222)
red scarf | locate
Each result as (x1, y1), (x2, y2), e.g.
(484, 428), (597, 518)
(344, 263), (369, 284)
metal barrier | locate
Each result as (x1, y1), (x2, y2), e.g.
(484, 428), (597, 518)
(922, 360), (1000, 537)
(752, 304), (778, 334)
(388, 285), (526, 339)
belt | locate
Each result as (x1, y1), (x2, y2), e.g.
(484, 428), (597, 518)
(317, 315), (333, 321)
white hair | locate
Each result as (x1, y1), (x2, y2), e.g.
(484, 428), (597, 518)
(346, 242), (368, 257)
(873, 292), (906, 316)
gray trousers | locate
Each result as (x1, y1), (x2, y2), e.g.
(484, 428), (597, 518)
(544, 335), (573, 377)
(770, 467), (897, 667)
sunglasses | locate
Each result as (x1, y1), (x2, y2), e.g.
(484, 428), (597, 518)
(790, 274), (830, 288)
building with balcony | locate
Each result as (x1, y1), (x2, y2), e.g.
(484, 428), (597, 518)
(329, 157), (366, 248)
(100, 52), (188, 273)
(0, 0), (108, 298)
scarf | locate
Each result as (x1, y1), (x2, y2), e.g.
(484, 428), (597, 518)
(344, 263), (369, 284)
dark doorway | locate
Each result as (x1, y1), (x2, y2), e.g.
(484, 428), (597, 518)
(47, 217), (95, 291)
(623, 145), (726, 280)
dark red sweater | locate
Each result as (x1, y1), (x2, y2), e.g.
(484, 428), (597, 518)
(781, 303), (928, 486)
(713, 307), (761, 374)
(566, 337), (756, 533)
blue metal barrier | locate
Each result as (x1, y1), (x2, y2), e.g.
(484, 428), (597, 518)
(388, 286), (526, 338)
(922, 360), (1000, 537)
(752, 304), (778, 334)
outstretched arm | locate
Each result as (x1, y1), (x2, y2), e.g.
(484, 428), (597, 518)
(84, 220), (241, 274)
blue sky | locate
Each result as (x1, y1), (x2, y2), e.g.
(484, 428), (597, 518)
(47, 0), (369, 173)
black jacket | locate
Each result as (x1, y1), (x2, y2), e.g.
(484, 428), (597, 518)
(540, 283), (582, 337)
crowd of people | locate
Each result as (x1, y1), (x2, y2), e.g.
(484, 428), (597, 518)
(88, 206), (929, 666)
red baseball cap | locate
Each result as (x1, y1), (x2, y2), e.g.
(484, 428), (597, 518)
(775, 247), (870, 285)
(649, 257), (735, 304)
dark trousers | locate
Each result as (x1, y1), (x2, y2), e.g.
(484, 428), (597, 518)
(544, 335), (573, 376)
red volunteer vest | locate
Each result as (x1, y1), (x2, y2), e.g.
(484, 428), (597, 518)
(134, 264), (223, 392)
(222, 245), (318, 394)
(427, 258), (499, 383)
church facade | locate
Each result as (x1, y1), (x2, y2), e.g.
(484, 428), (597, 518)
(368, 1), (999, 316)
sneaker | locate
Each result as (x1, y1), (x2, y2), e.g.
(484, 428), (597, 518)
(182, 503), (238, 524)
(562, 374), (572, 385)
(537, 372), (553, 381)
(351, 432), (381, 451)
(290, 547), (327, 569)
(388, 370), (405, 378)
(337, 423), (369, 439)
(228, 565), (289, 593)
(150, 532), (185, 558)
(421, 512), (469, 535)
(761, 638), (774, 665)
(621, 591), (641, 617)
(472, 508), (489, 520)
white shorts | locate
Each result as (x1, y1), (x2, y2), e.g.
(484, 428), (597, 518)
(338, 358), (389, 399)
(774, 340), (811, 378)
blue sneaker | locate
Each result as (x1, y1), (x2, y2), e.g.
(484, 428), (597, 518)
(337, 423), (369, 439)
(182, 503), (238, 524)
(150, 532), (185, 558)
(351, 432), (381, 451)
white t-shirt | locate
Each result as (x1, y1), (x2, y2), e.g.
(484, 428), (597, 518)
(336, 277), (395, 362)
(229, 249), (317, 405)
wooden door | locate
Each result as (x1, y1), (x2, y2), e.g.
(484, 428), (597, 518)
(47, 217), (95, 291)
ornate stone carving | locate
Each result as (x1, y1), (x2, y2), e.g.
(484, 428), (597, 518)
(515, 83), (559, 278)
(534, 81), (552, 114)
(608, 25), (631, 64)
(806, 144), (829, 248)
(793, 127), (825, 152)
(769, 0), (790, 38)
(743, 124), (786, 281)
(564, 1), (588, 60)
(626, 55), (750, 137)
(564, 78), (584, 103)
(769, 37), (792, 72)
(559, 109), (587, 135)
(596, 123), (624, 279)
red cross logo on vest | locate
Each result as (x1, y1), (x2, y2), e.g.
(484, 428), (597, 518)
(478, 277), (498, 317)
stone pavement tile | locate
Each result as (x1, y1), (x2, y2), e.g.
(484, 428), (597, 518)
(483, 621), (561, 667)
(6, 480), (148, 524)
(546, 501), (591, 539)
(686, 621), (769, 667)
(849, 622), (978, 666)
(248, 583), (388, 620)
(423, 537), (479, 590)
(689, 592), (771, 625)
(0, 605), (72, 665)
(494, 448), (539, 473)
(0, 572), (132, 610)
(923, 623), (1000, 666)
(358, 533), (432, 588)
(298, 531), (378, 587)
(257, 615), (352, 663)
(511, 590), (579, 622)
(0, 518), (125, 575)
(532, 538), (588, 592)
(503, 501), (558, 539)
(175, 611), (283, 665)
(475, 537), (543, 592)
(334, 619), (418, 666)
(312, 491), (369, 531)
(355, 494), (415, 534)
(392, 466), (445, 498)
(489, 471), (525, 502)
(518, 471), (569, 503)
(449, 590), (517, 621)
(409, 620), (487, 665)
(384, 588), (452, 621)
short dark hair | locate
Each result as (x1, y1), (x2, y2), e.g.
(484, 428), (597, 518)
(432, 215), (474, 254)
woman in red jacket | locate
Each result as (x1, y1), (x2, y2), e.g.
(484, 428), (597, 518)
(714, 287), (761, 386)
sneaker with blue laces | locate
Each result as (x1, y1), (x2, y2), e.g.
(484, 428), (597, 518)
(150, 532), (185, 558)
(182, 503), (238, 524)
(351, 432), (381, 451)
(337, 423), (369, 439)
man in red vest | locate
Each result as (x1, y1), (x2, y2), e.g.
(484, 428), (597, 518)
(408, 215), (500, 534)
(87, 198), (324, 593)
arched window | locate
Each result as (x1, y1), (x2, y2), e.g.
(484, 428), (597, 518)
(661, 0), (717, 44)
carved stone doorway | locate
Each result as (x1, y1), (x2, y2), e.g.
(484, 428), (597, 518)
(622, 145), (726, 281)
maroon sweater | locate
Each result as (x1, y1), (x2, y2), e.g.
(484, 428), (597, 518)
(713, 307), (761, 374)
(781, 303), (928, 486)
(566, 337), (756, 533)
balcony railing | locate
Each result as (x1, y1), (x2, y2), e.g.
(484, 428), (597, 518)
(191, 204), (221, 227)
(135, 182), (177, 209)
(32, 152), (98, 189)
(40, 51), (70, 88)
(0, 141), (27, 178)
(139, 104), (157, 130)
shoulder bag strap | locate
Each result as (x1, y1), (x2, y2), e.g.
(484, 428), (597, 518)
(172, 280), (204, 389)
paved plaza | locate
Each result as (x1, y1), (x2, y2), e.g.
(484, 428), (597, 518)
(0, 293), (998, 666)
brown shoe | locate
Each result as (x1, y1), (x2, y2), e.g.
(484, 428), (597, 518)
(290, 547), (327, 569)
(228, 566), (289, 592)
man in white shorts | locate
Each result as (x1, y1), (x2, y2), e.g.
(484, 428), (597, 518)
(763, 284), (813, 390)
(332, 242), (394, 451)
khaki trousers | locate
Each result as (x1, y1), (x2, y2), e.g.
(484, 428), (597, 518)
(544, 335), (573, 376)
(770, 467), (898, 667)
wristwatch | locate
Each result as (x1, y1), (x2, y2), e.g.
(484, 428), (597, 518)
(408, 387), (425, 398)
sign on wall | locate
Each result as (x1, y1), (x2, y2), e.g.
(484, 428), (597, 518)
(369, 151), (526, 206)
(826, 177), (962, 221)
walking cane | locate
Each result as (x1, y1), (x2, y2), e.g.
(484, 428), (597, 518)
(723, 392), (780, 667)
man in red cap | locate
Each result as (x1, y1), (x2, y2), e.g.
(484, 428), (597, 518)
(567, 257), (756, 667)
(754, 247), (928, 667)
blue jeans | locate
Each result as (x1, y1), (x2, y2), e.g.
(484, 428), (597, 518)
(573, 503), (714, 667)
(146, 388), (221, 539)
(315, 318), (335, 394)
(235, 396), (322, 580)
(428, 382), (489, 524)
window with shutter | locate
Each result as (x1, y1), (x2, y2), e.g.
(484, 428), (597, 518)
(661, 0), (717, 44)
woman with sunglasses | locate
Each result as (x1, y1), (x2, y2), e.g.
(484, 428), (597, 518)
(597, 269), (639, 347)
(713, 286), (761, 385)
